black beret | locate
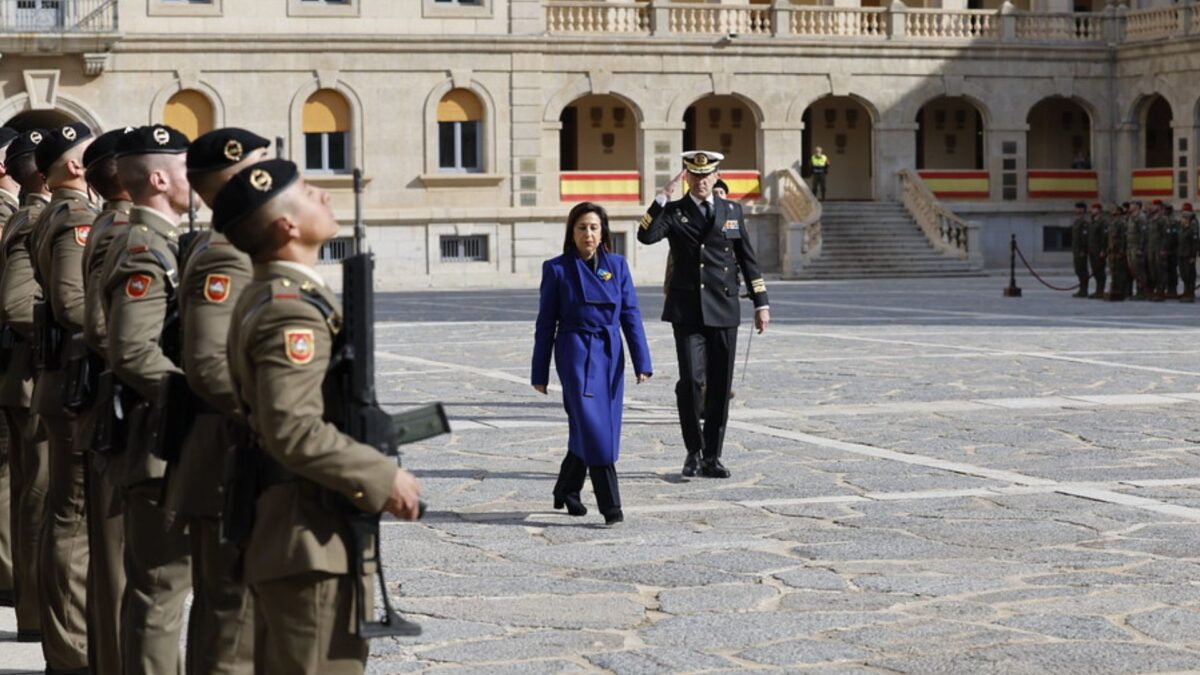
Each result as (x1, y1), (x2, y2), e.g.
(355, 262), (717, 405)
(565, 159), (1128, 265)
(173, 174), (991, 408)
(714, 179), (730, 193)
(0, 127), (18, 151)
(7, 129), (45, 160)
(34, 122), (93, 174)
(1074, 201), (1086, 209)
(212, 159), (300, 234)
(187, 128), (270, 174)
(114, 124), (189, 158)
(84, 127), (137, 169)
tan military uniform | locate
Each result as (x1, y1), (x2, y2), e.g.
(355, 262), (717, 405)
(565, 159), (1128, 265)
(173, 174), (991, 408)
(0, 192), (50, 636)
(167, 229), (254, 674)
(104, 205), (191, 675)
(81, 200), (131, 674)
(30, 187), (96, 671)
(0, 188), (17, 603)
(229, 262), (397, 675)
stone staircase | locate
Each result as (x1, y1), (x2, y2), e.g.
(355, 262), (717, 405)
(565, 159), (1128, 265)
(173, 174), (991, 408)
(795, 201), (985, 279)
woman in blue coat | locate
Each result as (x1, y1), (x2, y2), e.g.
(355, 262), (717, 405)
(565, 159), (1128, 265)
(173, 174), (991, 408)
(531, 202), (653, 525)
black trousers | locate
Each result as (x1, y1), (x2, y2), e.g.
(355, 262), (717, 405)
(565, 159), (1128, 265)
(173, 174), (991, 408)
(811, 173), (827, 200)
(673, 324), (737, 461)
(553, 452), (620, 516)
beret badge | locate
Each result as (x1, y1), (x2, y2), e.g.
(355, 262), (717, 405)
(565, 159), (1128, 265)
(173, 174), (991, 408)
(249, 168), (273, 192)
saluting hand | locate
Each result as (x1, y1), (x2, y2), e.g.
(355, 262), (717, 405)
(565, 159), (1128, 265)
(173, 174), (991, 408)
(661, 170), (686, 200)
(383, 468), (423, 520)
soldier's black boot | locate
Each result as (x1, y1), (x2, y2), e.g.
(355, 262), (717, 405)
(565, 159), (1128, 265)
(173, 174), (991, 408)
(699, 458), (730, 479)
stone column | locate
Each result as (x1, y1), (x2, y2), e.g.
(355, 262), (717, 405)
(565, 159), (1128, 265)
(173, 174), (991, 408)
(760, 124), (805, 204)
(509, 0), (545, 35)
(1091, 122), (1117, 203)
(640, 122), (685, 203)
(875, 123), (917, 201)
(1115, 121), (1137, 200)
(510, 55), (546, 208)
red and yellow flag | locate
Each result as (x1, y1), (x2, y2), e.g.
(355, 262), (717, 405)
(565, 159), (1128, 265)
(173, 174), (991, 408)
(918, 170), (989, 200)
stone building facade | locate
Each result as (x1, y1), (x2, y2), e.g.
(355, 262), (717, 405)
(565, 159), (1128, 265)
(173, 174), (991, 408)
(0, 0), (1197, 287)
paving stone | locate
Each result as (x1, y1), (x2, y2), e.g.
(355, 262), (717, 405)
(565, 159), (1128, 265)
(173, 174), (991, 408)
(774, 567), (851, 591)
(853, 574), (1011, 597)
(737, 639), (874, 666)
(416, 630), (625, 663)
(657, 583), (780, 614)
(872, 642), (1200, 674)
(586, 647), (738, 673)
(400, 595), (645, 630)
(641, 611), (906, 649)
(997, 614), (1131, 641)
(1126, 607), (1200, 644)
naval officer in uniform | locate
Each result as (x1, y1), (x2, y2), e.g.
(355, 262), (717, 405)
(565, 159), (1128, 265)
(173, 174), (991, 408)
(636, 151), (769, 478)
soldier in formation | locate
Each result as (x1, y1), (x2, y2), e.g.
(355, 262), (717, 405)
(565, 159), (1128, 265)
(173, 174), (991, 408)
(1180, 204), (1198, 303)
(1070, 201), (1089, 297)
(1086, 201), (1107, 299)
(0, 119), (423, 675)
(1106, 203), (1128, 301)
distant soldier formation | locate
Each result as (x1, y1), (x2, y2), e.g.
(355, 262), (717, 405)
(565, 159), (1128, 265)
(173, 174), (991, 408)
(0, 122), (425, 675)
(1071, 199), (1199, 303)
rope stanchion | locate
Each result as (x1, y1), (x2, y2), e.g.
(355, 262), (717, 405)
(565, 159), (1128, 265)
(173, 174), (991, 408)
(1003, 234), (1022, 297)
(1012, 237), (1080, 290)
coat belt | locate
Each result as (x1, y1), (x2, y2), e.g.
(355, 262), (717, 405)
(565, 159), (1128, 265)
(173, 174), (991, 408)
(560, 323), (617, 398)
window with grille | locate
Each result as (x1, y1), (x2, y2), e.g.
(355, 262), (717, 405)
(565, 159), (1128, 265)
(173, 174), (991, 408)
(440, 235), (488, 262)
(319, 237), (353, 264)
(1043, 226), (1071, 252)
(609, 232), (627, 257)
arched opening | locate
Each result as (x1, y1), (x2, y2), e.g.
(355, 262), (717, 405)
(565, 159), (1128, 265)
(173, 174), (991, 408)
(915, 96), (987, 199)
(684, 94), (761, 200)
(1141, 95), (1173, 168)
(1128, 94), (1175, 199)
(1, 109), (75, 132)
(303, 89), (351, 174)
(1025, 96), (1097, 200)
(436, 88), (483, 174)
(558, 94), (640, 203)
(163, 89), (214, 141)
(915, 96), (984, 171)
(800, 96), (873, 200)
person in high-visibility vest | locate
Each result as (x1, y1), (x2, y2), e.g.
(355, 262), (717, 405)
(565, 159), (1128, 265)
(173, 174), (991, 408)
(810, 147), (829, 200)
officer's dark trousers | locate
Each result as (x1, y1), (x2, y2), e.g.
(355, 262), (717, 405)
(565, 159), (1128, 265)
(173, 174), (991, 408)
(673, 324), (737, 461)
(0, 413), (12, 601)
(85, 453), (124, 675)
(553, 452), (621, 517)
(1073, 253), (1089, 290)
(1181, 257), (1197, 295)
(1166, 253), (1179, 295)
(811, 173), (826, 200)
(6, 406), (45, 635)
(1089, 253), (1106, 293)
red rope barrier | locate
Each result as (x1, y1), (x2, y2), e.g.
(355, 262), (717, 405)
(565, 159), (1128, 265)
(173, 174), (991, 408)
(1012, 242), (1082, 292)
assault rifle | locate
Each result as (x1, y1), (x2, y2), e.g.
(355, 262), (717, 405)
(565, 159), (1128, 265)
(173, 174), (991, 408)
(333, 168), (446, 638)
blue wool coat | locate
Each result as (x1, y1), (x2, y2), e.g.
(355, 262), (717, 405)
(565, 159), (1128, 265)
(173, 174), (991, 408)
(531, 250), (652, 466)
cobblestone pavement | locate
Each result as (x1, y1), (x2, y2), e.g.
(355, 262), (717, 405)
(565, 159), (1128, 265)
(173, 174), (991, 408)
(7, 273), (1200, 673)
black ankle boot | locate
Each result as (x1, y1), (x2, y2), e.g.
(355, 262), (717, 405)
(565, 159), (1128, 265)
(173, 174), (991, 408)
(553, 492), (587, 516)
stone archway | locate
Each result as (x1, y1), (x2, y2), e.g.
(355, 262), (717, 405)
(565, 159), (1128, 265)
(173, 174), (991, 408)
(1, 109), (76, 131)
(801, 96), (874, 200)
(915, 96), (985, 171)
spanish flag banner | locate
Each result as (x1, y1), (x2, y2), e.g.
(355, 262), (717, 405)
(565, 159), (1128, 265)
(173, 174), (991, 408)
(918, 170), (989, 200)
(1131, 168), (1173, 198)
(718, 171), (762, 201)
(560, 171), (641, 202)
(1027, 170), (1098, 199)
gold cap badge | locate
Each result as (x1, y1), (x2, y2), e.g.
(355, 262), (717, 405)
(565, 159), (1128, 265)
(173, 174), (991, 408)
(224, 139), (244, 162)
(62, 126), (77, 141)
(29, 131), (42, 144)
(153, 127), (170, 146)
(249, 168), (273, 192)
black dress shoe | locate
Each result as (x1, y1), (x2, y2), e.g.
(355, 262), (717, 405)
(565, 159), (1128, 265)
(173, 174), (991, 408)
(699, 458), (731, 479)
(604, 510), (624, 526)
(682, 453), (699, 477)
(553, 492), (587, 516)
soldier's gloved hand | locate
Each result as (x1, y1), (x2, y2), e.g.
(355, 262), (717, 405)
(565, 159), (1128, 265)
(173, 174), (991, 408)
(383, 468), (423, 521)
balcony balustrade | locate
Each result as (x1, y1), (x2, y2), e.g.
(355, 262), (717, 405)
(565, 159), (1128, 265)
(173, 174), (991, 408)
(0, 0), (116, 33)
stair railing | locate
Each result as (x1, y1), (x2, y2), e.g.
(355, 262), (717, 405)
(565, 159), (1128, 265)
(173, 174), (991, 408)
(777, 167), (822, 275)
(898, 169), (981, 265)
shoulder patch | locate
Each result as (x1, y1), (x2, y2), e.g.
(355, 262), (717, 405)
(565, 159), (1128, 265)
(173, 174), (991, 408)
(203, 273), (232, 303)
(74, 225), (90, 246)
(126, 273), (153, 299)
(284, 328), (316, 365)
